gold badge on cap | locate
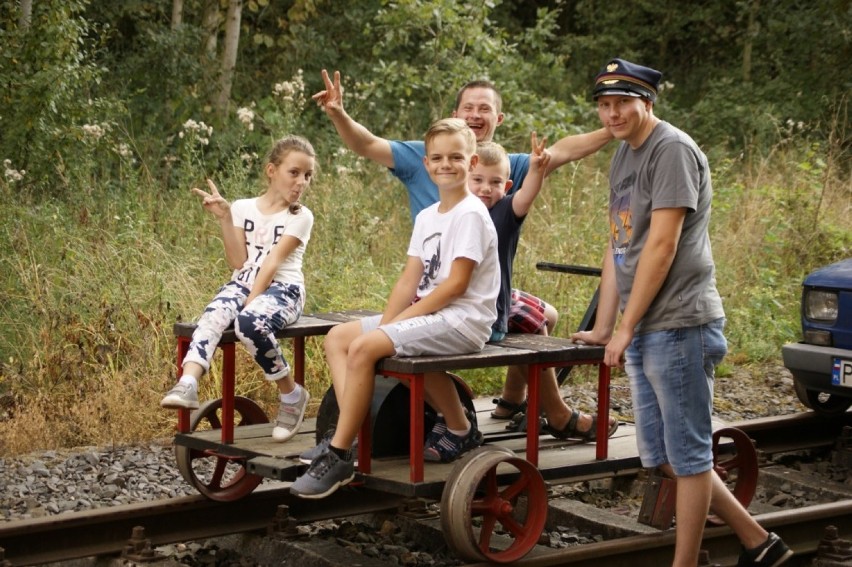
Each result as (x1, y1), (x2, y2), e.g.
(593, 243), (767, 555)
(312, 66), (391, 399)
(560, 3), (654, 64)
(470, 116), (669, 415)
(607, 63), (619, 72)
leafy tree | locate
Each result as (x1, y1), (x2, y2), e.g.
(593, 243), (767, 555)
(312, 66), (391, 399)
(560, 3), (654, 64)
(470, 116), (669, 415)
(0, 0), (125, 193)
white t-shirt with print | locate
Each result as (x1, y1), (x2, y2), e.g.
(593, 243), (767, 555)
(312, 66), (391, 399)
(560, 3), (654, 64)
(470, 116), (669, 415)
(229, 198), (313, 288)
(408, 192), (499, 345)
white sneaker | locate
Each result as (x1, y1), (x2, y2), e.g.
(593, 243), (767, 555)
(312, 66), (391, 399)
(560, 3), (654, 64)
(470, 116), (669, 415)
(160, 383), (199, 409)
(272, 387), (310, 442)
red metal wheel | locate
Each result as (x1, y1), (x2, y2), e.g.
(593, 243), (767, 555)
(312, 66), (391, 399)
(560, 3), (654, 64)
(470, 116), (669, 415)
(708, 426), (759, 525)
(440, 446), (547, 563)
(174, 396), (269, 502)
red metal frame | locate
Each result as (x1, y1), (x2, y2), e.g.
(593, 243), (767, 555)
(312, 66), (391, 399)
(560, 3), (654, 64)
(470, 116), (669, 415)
(361, 360), (611, 483)
(174, 330), (611, 484)
(173, 335), (309, 443)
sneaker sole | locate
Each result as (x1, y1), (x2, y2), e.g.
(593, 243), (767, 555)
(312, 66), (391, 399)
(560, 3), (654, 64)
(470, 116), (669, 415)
(290, 473), (354, 499)
(160, 398), (199, 410)
(767, 550), (794, 567)
(298, 456), (359, 466)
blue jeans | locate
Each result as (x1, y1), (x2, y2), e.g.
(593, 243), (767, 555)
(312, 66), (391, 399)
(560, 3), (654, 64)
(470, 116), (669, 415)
(625, 318), (727, 476)
(183, 280), (305, 381)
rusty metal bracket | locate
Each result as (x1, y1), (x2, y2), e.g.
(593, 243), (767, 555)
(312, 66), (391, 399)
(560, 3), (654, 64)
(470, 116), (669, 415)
(268, 504), (304, 539)
(638, 468), (676, 530)
(121, 526), (160, 562)
(397, 497), (438, 519)
(813, 525), (852, 566)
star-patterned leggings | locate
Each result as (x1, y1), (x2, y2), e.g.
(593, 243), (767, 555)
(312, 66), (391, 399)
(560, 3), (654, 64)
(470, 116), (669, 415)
(182, 280), (305, 381)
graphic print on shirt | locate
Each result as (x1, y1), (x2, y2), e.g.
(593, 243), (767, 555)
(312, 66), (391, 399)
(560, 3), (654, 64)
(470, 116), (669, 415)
(610, 171), (635, 266)
(235, 218), (285, 287)
(418, 232), (442, 292)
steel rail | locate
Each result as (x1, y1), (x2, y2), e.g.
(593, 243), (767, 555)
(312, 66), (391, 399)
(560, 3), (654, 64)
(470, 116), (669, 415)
(0, 484), (405, 566)
(463, 501), (852, 567)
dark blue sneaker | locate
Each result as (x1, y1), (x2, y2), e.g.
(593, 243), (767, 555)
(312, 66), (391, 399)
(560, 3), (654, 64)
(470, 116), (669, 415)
(423, 419), (483, 463)
(737, 532), (793, 567)
(290, 450), (355, 499)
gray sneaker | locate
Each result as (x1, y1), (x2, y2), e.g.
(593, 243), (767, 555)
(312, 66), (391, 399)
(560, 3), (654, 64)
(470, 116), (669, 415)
(299, 429), (359, 465)
(299, 429), (334, 464)
(160, 383), (199, 409)
(272, 386), (310, 442)
(290, 449), (355, 499)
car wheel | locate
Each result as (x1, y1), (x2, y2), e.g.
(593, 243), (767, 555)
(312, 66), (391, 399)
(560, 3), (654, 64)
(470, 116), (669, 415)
(794, 379), (852, 417)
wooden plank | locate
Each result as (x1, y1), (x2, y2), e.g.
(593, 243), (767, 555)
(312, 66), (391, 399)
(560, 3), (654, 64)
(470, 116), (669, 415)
(172, 309), (379, 342)
(376, 344), (538, 373)
(376, 336), (604, 374)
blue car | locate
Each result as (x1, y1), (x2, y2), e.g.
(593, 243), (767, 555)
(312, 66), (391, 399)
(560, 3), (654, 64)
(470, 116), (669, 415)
(782, 258), (852, 417)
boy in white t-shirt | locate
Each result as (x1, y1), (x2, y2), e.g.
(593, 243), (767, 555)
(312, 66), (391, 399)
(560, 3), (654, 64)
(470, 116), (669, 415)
(291, 118), (500, 499)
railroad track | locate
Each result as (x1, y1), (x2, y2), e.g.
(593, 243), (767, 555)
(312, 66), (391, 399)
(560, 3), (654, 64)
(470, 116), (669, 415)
(1, 412), (850, 566)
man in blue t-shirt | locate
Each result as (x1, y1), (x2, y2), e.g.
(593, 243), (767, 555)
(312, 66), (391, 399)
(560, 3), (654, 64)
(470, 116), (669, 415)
(313, 69), (612, 429)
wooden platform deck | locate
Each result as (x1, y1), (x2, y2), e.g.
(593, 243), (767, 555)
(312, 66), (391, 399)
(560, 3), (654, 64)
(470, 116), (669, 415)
(175, 396), (642, 499)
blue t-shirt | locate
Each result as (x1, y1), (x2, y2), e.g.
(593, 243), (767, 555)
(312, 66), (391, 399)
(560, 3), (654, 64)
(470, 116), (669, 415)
(389, 140), (531, 220)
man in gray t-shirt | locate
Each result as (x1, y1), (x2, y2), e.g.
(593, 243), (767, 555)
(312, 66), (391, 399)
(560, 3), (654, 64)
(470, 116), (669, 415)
(573, 58), (792, 567)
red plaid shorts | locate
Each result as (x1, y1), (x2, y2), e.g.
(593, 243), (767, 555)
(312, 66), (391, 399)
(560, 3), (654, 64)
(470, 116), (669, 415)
(507, 289), (548, 334)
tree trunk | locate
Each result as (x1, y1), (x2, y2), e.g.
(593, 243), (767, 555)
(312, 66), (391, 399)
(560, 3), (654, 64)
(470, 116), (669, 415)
(742, 0), (760, 83)
(202, 0), (220, 58)
(214, 0), (242, 116)
(171, 0), (183, 30)
(19, 0), (32, 30)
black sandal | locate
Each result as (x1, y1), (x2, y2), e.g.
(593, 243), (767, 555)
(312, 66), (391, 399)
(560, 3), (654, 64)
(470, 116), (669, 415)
(545, 410), (619, 442)
(490, 397), (527, 420)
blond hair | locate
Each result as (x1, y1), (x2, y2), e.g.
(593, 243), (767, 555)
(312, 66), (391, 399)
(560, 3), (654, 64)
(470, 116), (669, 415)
(475, 141), (510, 177)
(424, 118), (476, 155)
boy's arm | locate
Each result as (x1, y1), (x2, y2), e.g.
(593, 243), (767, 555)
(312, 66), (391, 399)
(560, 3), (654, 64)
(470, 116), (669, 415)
(511, 132), (551, 218)
(544, 127), (613, 176)
(313, 69), (395, 169)
(244, 235), (302, 305)
(387, 257), (476, 323)
(382, 256), (423, 323)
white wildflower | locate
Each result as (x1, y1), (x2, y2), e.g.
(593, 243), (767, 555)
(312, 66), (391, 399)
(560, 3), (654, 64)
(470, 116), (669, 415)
(82, 123), (105, 140)
(4, 159), (26, 182)
(237, 107), (255, 131)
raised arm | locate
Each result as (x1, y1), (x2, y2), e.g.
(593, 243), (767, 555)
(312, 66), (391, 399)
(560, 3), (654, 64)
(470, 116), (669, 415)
(544, 127), (613, 176)
(192, 179), (246, 269)
(511, 132), (551, 218)
(313, 69), (395, 169)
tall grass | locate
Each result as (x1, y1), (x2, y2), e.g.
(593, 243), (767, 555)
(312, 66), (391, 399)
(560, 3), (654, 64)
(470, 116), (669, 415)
(0, 133), (849, 456)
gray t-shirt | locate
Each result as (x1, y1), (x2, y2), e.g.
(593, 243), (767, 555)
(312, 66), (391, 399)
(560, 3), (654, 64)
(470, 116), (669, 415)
(608, 121), (724, 334)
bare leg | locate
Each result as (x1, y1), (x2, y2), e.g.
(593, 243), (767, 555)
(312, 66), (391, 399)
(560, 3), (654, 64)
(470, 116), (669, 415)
(658, 464), (712, 567)
(493, 300), (560, 417)
(330, 330), (395, 451)
(181, 361), (204, 380)
(424, 371), (469, 430)
(323, 320), (364, 401)
(707, 468), (768, 549)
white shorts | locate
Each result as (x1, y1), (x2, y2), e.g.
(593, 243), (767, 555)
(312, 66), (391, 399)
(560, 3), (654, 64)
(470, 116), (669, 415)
(361, 313), (481, 358)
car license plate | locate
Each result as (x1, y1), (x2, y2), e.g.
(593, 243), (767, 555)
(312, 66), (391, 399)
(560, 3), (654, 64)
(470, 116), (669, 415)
(832, 358), (852, 388)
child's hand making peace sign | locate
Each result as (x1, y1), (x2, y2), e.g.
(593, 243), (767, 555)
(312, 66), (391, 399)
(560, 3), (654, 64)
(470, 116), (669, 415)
(192, 179), (231, 219)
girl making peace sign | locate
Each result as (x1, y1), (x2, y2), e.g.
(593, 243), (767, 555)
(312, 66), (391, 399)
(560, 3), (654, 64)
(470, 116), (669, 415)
(161, 136), (315, 443)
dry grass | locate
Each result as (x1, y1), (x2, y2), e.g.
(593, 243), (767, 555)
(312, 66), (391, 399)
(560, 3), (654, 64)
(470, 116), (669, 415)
(0, 136), (848, 456)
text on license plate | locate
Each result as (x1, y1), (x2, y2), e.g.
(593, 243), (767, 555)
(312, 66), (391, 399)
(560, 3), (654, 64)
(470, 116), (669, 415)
(832, 358), (852, 388)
